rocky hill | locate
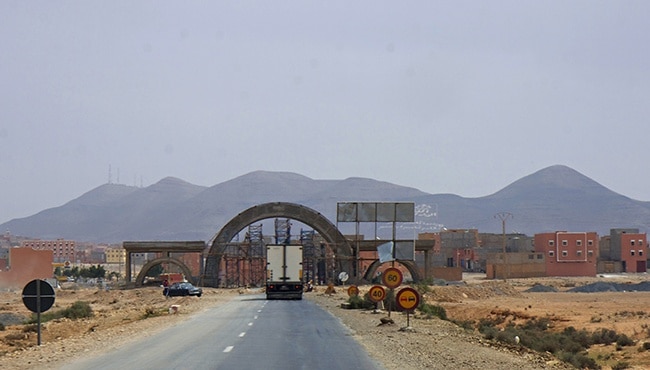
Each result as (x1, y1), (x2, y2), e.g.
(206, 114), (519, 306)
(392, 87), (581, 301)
(2, 165), (649, 243)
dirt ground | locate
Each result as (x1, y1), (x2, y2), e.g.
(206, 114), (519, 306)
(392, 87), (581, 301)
(2, 275), (650, 369)
(0, 284), (240, 369)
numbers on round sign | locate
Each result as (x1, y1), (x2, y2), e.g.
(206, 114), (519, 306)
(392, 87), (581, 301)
(368, 285), (386, 303)
(381, 267), (403, 289)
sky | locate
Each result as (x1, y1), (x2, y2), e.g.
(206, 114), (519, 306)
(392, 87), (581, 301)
(1, 1), (649, 224)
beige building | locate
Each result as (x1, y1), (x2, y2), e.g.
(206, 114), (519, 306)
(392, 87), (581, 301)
(105, 247), (126, 264)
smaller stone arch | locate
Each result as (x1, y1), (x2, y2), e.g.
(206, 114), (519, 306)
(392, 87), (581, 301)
(135, 257), (196, 287)
(363, 260), (422, 283)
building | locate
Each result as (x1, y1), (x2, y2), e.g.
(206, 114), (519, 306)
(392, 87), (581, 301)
(22, 239), (76, 263)
(534, 231), (599, 277)
(106, 247), (126, 264)
(606, 228), (648, 273)
(0, 247), (54, 288)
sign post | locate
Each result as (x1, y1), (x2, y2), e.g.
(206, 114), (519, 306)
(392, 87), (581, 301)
(368, 285), (386, 311)
(22, 279), (56, 346)
(396, 287), (420, 328)
(347, 285), (359, 297)
(382, 267), (403, 317)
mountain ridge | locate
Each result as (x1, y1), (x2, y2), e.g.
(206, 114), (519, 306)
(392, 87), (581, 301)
(2, 165), (649, 243)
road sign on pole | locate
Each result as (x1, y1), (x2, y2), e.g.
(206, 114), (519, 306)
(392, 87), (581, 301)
(396, 287), (420, 328)
(381, 267), (403, 289)
(395, 287), (420, 311)
(22, 279), (56, 346)
(347, 285), (359, 297)
(368, 285), (386, 303)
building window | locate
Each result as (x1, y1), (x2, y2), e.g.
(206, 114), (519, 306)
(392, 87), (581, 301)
(549, 251), (554, 257)
(562, 250), (568, 257)
(528, 254), (534, 260)
(577, 240), (582, 246)
(549, 240), (554, 246)
(588, 250), (594, 256)
(631, 250), (635, 256)
(562, 240), (568, 246)
(577, 250), (582, 255)
(537, 254), (543, 259)
(639, 250), (644, 257)
(588, 240), (593, 246)
(632, 240), (636, 246)
(639, 240), (644, 246)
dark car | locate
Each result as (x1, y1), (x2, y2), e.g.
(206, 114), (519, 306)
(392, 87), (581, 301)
(163, 282), (202, 297)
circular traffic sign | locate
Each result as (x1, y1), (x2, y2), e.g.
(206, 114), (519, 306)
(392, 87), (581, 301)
(395, 287), (420, 311)
(381, 267), (403, 289)
(347, 285), (359, 297)
(368, 285), (386, 303)
(338, 271), (349, 283)
(22, 279), (56, 313)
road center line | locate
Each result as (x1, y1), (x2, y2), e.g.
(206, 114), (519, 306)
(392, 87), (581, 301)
(248, 322), (253, 326)
(239, 332), (246, 338)
(223, 346), (234, 353)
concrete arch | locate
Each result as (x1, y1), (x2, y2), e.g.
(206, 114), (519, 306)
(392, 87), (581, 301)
(363, 259), (422, 283)
(202, 202), (353, 287)
(136, 257), (196, 286)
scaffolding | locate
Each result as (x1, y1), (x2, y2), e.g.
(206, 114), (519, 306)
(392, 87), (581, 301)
(221, 225), (266, 287)
(274, 218), (291, 244)
(301, 229), (316, 283)
(216, 219), (326, 288)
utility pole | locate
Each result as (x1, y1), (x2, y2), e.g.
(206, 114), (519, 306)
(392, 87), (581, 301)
(494, 212), (513, 280)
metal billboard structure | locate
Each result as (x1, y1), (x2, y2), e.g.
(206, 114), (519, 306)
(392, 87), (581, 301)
(336, 202), (416, 279)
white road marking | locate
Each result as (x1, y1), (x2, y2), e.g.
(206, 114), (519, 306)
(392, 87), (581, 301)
(254, 315), (258, 319)
(223, 346), (234, 353)
(239, 332), (246, 338)
(248, 322), (253, 326)
(257, 310), (262, 313)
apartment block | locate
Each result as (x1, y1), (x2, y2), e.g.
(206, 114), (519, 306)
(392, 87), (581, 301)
(105, 247), (126, 264)
(22, 239), (76, 263)
(534, 231), (599, 277)
(609, 228), (648, 273)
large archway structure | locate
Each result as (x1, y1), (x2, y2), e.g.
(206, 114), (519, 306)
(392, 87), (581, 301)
(202, 202), (353, 287)
(136, 257), (196, 286)
(123, 241), (206, 287)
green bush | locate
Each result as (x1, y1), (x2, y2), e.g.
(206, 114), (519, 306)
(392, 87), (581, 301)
(418, 303), (447, 320)
(29, 300), (93, 323)
(616, 334), (634, 347)
(558, 351), (600, 370)
(64, 301), (93, 319)
(473, 316), (639, 369)
(591, 328), (619, 345)
(347, 294), (375, 310)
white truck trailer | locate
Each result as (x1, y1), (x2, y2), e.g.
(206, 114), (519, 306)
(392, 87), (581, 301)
(266, 244), (303, 300)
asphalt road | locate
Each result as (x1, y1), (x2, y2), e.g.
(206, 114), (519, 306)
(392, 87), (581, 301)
(62, 294), (382, 370)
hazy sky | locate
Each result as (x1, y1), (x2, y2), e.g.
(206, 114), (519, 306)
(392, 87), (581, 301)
(1, 1), (649, 224)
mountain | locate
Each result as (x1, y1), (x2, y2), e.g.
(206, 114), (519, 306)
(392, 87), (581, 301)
(2, 165), (649, 243)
